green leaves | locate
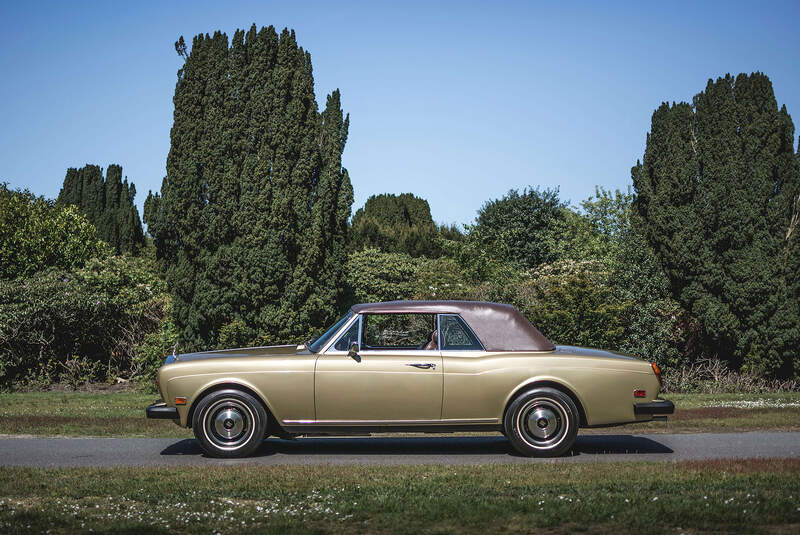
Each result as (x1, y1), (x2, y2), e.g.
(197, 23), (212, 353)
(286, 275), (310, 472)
(0, 255), (169, 386)
(57, 164), (145, 256)
(634, 72), (800, 377)
(0, 184), (109, 280)
(472, 187), (566, 269)
(151, 26), (352, 350)
(351, 193), (443, 258)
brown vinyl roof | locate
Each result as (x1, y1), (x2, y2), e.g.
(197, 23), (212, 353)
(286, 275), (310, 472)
(350, 300), (555, 352)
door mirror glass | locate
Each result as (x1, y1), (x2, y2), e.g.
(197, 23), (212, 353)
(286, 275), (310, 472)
(348, 341), (361, 362)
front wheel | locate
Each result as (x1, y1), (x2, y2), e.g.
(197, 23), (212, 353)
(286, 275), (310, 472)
(504, 387), (579, 457)
(192, 389), (268, 458)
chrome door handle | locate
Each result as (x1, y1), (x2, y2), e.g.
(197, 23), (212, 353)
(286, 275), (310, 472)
(406, 363), (436, 370)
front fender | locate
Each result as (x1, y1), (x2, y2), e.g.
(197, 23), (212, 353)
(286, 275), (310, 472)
(169, 376), (279, 428)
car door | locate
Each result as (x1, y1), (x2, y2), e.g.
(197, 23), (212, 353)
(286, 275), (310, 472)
(438, 313), (499, 420)
(315, 312), (443, 422)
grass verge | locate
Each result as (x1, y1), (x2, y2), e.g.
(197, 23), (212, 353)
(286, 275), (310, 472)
(0, 391), (798, 438)
(0, 391), (192, 438)
(1, 460), (799, 534)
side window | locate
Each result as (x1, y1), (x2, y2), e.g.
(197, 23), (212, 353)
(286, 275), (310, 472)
(362, 313), (437, 350)
(333, 318), (360, 351)
(439, 314), (483, 351)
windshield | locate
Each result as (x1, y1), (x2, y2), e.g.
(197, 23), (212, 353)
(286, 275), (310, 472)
(308, 312), (353, 353)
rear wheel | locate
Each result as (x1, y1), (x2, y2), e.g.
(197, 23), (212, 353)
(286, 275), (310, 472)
(504, 387), (579, 457)
(192, 389), (267, 458)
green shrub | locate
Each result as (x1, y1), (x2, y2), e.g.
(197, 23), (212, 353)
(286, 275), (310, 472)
(132, 299), (179, 385)
(471, 187), (567, 269)
(508, 260), (630, 349)
(0, 255), (168, 387)
(0, 183), (108, 279)
(345, 246), (631, 351)
(216, 319), (253, 350)
(346, 248), (422, 304)
(350, 193), (443, 258)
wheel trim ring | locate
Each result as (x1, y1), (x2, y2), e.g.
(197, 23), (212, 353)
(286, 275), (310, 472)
(515, 397), (570, 450)
(201, 398), (257, 451)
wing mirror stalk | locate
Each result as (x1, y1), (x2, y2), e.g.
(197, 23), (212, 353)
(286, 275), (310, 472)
(348, 342), (361, 362)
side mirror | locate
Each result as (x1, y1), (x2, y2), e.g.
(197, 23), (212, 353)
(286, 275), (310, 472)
(348, 341), (361, 362)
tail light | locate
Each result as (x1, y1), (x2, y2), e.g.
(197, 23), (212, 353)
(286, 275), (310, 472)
(651, 362), (663, 388)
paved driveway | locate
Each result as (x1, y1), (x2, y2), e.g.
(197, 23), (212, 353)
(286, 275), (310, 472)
(0, 432), (798, 467)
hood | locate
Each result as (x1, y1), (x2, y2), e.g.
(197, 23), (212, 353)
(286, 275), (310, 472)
(173, 344), (303, 362)
(555, 345), (640, 361)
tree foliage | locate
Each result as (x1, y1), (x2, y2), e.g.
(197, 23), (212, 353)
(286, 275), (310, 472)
(0, 184), (108, 279)
(58, 164), (145, 255)
(0, 255), (168, 386)
(472, 187), (567, 268)
(633, 72), (800, 376)
(351, 193), (442, 257)
(146, 26), (353, 349)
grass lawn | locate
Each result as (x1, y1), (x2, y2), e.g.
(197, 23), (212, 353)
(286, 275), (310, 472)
(1, 459), (799, 534)
(0, 390), (193, 438)
(0, 390), (798, 438)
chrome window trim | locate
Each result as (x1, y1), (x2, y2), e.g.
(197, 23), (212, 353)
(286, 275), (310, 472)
(322, 313), (362, 354)
(282, 418), (498, 425)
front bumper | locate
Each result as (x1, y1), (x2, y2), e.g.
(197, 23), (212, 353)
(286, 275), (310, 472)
(146, 401), (179, 420)
(634, 400), (675, 416)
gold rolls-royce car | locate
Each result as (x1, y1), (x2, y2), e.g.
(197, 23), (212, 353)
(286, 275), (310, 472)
(146, 301), (674, 458)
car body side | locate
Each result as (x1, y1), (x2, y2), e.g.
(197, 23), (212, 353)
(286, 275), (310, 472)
(155, 316), (663, 432)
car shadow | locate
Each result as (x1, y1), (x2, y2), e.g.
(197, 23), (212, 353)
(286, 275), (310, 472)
(160, 434), (672, 458)
(567, 434), (673, 456)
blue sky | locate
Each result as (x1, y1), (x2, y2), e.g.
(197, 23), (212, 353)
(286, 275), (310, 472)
(1, 1), (799, 226)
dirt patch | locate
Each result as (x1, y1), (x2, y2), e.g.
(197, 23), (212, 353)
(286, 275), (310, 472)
(673, 407), (794, 420)
(678, 457), (800, 474)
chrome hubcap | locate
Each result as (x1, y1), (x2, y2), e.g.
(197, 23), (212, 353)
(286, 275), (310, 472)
(203, 398), (253, 450)
(213, 408), (244, 439)
(526, 406), (558, 440)
(517, 398), (568, 449)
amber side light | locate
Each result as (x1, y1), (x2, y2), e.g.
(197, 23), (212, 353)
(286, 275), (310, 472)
(651, 362), (663, 388)
(174, 397), (187, 405)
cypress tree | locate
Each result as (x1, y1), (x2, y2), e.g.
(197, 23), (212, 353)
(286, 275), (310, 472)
(151, 26), (353, 348)
(58, 164), (144, 255)
(633, 73), (800, 376)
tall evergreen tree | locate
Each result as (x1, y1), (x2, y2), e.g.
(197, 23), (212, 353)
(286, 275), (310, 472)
(148, 26), (352, 348)
(57, 164), (144, 255)
(633, 73), (800, 376)
(350, 193), (441, 257)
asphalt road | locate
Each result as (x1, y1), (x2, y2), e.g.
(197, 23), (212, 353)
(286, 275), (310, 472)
(0, 432), (798, 467)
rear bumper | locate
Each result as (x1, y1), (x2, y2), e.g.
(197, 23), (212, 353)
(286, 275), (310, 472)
(146, 402), (179, 420)
(634, 400), (675, 416)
